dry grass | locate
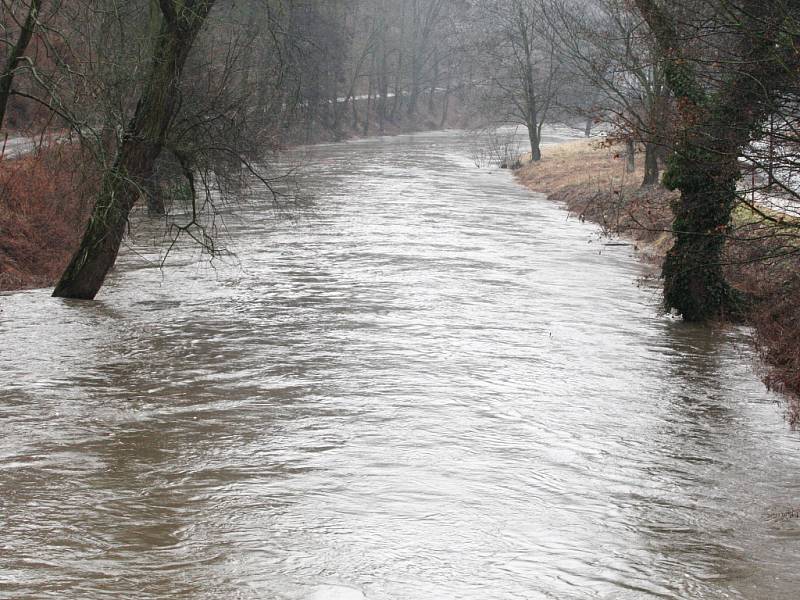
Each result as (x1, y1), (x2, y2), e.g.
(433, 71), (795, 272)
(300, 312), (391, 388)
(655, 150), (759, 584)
(516, 139), (635, 190)
(0, 144), (96, 291)
(515, 139), (677, 263)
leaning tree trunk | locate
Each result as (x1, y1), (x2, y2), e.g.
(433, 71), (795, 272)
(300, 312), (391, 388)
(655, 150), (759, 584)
(53, 0), (215, 300)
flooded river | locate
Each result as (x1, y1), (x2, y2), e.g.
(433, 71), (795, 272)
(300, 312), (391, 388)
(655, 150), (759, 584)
(2, 130), (800, 599)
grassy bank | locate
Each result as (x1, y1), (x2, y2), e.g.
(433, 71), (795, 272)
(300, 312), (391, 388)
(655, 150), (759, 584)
(515, 139), (677, 263)
(515, 138), (800, 421)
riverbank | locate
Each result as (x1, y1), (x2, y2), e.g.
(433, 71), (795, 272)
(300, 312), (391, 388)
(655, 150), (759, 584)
(515, 138), (800, 421)
(0, 101), (466, 293)
(515, 139), (676, 264)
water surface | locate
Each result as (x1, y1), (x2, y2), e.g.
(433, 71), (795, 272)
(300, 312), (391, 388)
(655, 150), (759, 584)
(2, 130), (799, 599)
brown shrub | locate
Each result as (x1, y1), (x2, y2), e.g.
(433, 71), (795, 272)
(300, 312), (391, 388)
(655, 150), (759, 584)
(0, 143), (97, 291)
(750, 274), (800, 421)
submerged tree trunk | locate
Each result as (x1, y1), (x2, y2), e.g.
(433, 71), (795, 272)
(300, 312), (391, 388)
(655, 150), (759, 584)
(53, 0), (215, 300)
(642, 141), (659, 185)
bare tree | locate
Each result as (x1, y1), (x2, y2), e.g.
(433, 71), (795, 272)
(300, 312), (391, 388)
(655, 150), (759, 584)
(475, 0), (562, 161)
(549, 0), (671, 185)
(0, 0), (44, 130)
(53, 0), (218, 299)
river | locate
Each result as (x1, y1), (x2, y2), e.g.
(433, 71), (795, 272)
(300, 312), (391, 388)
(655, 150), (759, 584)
(1, 130), (799, 599)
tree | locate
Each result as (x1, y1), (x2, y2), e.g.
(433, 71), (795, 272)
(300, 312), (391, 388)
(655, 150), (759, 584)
(549, 0), (671, 186)
(406, 0), (447, 117)
(0, 0), (43, 130)
(53, 0), (217, 299)
(476, 0), (562, 161)
(634, 0), (800, 320)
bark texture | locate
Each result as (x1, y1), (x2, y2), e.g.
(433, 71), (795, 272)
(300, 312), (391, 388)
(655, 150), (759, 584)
(642, 142), (659, 186)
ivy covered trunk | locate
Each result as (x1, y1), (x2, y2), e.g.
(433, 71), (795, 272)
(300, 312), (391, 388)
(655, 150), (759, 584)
(53, 0), (215, 300)
(634, 0), (792, 321)
(661, 143), (739, 320)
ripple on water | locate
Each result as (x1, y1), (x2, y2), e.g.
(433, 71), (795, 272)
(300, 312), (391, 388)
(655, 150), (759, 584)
(1, 129), (799, 600)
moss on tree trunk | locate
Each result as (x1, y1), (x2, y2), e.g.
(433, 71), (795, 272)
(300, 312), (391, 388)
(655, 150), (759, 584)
(661, 145), (741, 320)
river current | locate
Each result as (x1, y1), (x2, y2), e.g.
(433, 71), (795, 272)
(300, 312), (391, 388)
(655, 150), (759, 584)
(2, 130), (799, 599)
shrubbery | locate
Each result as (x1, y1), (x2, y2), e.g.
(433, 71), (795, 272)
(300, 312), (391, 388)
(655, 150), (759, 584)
(0, 143), (96, 290)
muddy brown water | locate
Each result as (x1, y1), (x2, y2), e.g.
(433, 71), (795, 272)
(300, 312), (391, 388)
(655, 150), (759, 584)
(2, 130), (800, 599)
